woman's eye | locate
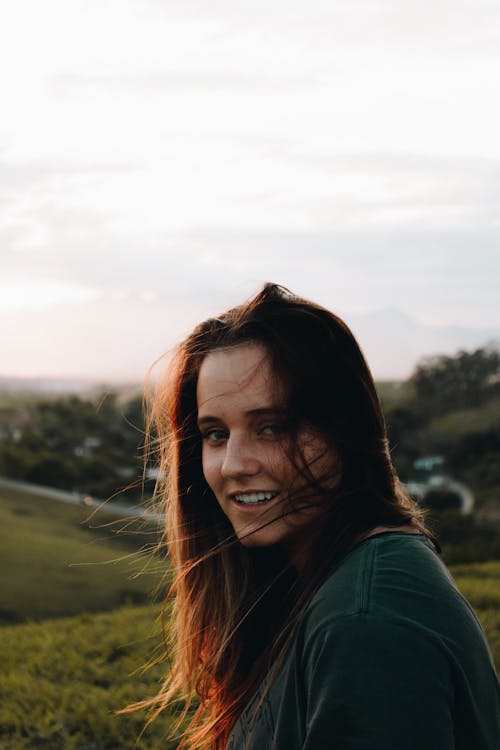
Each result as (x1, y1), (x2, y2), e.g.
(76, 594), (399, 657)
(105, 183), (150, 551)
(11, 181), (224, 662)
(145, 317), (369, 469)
(260, 423), (285, 439)
(202, 428), (227, 444)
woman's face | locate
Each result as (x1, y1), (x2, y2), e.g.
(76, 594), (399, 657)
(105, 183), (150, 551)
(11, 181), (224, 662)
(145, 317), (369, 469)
(196, 343), (340, 564)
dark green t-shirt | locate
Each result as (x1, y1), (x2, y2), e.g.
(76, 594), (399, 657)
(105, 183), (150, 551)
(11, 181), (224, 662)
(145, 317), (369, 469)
(227, 533), (500, 749)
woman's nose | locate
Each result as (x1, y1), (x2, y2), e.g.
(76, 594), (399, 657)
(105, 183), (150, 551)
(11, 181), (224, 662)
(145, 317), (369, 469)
(221, 436), (260, 479)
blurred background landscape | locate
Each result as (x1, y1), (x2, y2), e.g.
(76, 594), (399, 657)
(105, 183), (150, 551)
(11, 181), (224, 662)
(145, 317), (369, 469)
(1, 343), (499, 749)
(1, 0), (500, 747)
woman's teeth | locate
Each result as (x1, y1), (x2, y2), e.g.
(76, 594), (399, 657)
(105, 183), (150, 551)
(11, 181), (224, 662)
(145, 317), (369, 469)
(234, 492), (277, 505)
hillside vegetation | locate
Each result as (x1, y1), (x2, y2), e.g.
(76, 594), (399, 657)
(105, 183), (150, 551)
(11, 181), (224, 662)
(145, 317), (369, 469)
(1, 564), (499, 750)
(379, 345), (500, 517)
(0, 391), (146, 503)
(0, 605), (175, 750)
(1, 345), (498, 516)
(0, 485), (163, 624)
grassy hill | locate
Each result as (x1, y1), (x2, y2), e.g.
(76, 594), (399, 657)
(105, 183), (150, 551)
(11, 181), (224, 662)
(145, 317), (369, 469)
(0, 604), (175, 750)
(0, 485), (172, 747)
(0, 484), (164, 624)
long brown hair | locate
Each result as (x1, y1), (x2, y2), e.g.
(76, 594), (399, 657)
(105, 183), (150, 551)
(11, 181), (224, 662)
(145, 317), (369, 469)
(134, 283), (430, 748)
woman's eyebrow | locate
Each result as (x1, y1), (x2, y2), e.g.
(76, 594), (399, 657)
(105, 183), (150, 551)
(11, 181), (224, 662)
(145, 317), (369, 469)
(197, 415), (221, 428)
(245, 407), (286, 418)
(197, 407), (285, 428)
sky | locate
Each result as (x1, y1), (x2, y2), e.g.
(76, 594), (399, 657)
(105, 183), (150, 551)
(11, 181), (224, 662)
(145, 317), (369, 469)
(1, 0), (499, 382)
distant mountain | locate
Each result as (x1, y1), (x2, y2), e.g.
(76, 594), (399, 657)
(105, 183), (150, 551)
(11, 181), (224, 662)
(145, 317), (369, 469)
(346, 309), (500, 380)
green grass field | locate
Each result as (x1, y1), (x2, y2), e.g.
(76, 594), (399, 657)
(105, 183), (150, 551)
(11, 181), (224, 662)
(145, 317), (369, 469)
(0, 604), (176, 750)
(0, 484), (164, 623)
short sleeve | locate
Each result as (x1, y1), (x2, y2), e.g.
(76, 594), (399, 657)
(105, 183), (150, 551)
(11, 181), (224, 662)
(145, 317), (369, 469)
(301, 614), (455, 750)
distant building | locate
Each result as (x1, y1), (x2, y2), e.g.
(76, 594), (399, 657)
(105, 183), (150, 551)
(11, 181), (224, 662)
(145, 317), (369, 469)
(404, 455), (474, 515)
(74, 436), (102, 458)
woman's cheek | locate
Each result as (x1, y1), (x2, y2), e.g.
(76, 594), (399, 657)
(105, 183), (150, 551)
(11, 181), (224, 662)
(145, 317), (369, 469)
(201, 450), (217, 491)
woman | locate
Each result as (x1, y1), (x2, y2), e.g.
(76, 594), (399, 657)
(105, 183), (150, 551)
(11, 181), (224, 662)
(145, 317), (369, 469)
(141, 283), (500, 749)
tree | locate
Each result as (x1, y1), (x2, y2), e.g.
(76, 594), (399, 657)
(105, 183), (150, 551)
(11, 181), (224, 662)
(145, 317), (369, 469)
(0, 391), (146, 500)
(410, 345), (500, 417)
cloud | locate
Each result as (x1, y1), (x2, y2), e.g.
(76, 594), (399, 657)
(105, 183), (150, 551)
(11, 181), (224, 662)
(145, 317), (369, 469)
(50, 70), (316, 94)
(1, 0), (499, 381)
(0, 158), (136, 208)
(145, 0), (500, 58)
(3, 210), (498, 330)
(0, 278), (99, 312)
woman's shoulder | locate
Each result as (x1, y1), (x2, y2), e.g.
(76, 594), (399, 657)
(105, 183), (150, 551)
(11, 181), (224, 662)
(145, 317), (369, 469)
(303, 531), (475, 642)
(299, 530), (497, 678)
(306, 531), (438, 614)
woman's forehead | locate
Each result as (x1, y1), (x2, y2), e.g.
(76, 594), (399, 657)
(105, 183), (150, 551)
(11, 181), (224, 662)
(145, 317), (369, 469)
(196, 343), (284, 412)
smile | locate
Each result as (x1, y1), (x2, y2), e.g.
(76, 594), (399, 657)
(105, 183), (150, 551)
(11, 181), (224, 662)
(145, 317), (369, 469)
(232, 491), (278, 505)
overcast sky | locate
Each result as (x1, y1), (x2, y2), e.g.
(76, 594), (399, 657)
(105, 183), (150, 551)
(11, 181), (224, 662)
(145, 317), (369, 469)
(1, 0), (499, 382)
